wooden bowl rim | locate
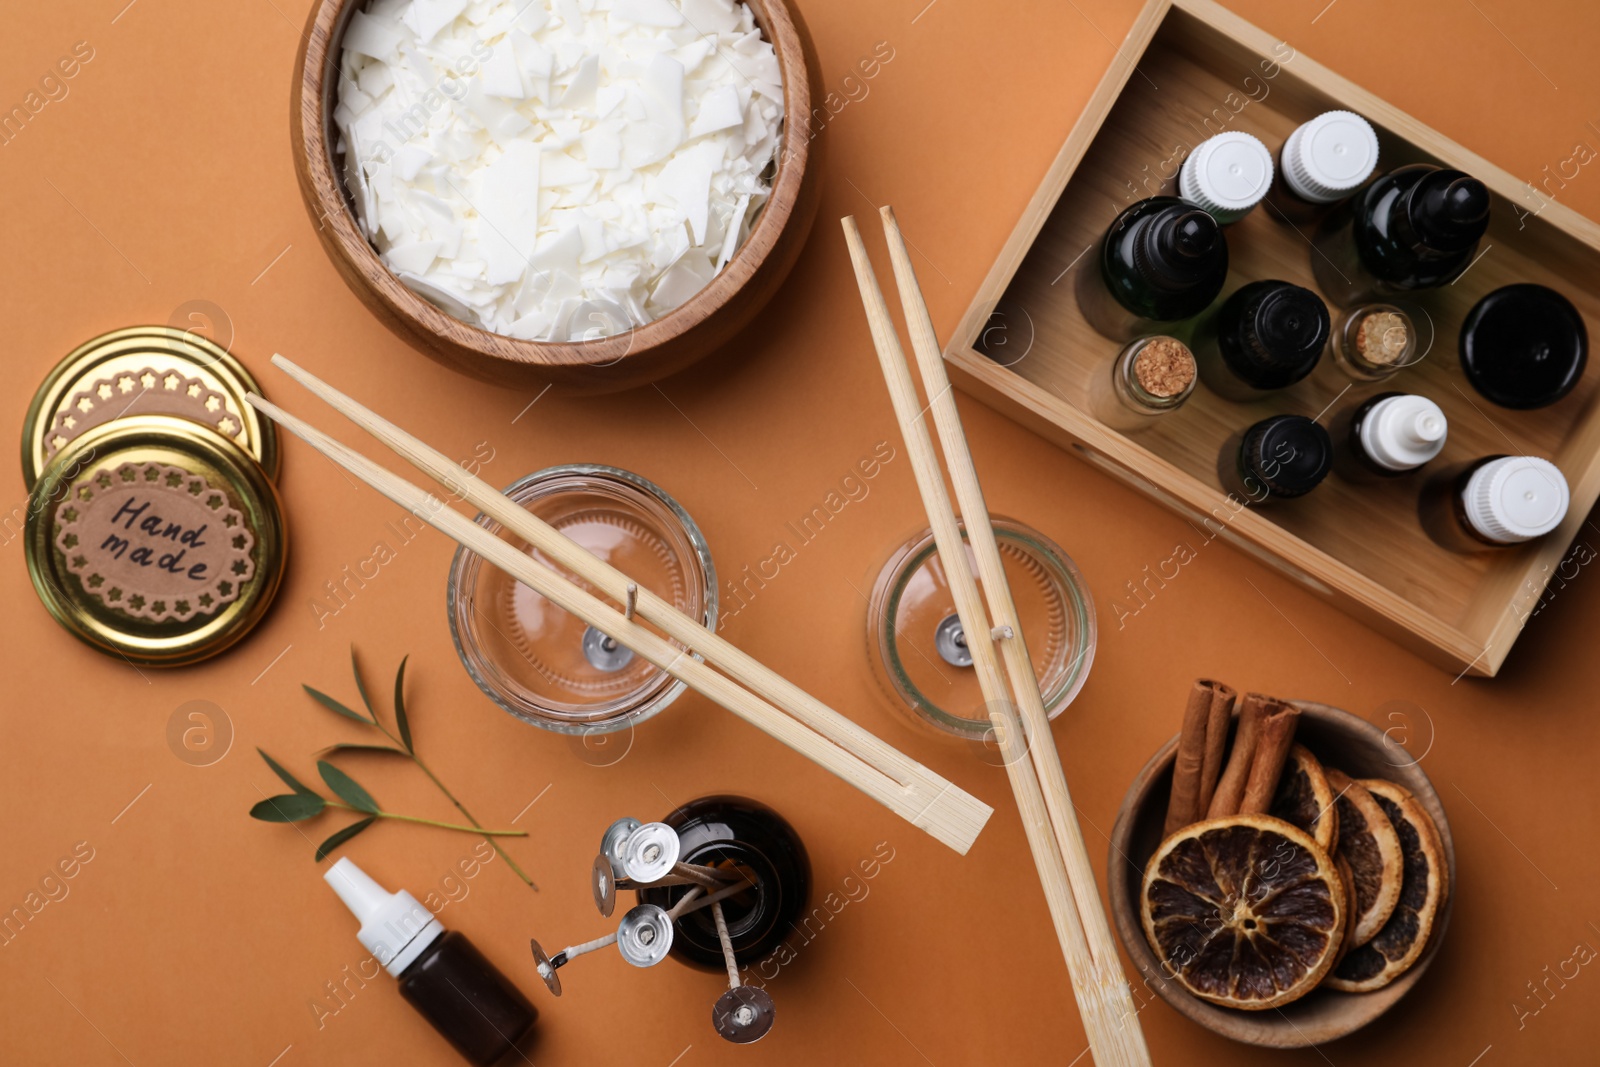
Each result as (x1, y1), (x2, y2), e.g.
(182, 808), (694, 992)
(293, 0), (812, 371)
(1107, 700), (1457, 1048)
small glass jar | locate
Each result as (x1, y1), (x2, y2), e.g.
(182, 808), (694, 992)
(1090, 336), (1197, 432)
(866, 519), (1096, 740)
(637, 796), (810, 971)
(447, 464), (716, 735)
(1328, 303), (1427, 381)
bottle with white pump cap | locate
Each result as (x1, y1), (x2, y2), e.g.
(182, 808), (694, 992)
(324, 858), (536, 1065)
(1179, 131), (1275, 224)
(1420, 455), (1570, 552)
(1265, 110), (1381, 225)
(1335, 392), (1447, 481)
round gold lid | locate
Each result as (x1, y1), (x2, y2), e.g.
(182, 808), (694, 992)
(22, 326), (279, 489)
(24, 415), (288, 667)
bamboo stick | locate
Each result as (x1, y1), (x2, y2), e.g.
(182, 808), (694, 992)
(877, 206), (1149, 1062)
(843, 214), (1150, 1066)
(245, 393), (988, 856)
(264, 354), (991, 852)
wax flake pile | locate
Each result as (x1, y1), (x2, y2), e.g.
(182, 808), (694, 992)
(334, 0), (784, 341)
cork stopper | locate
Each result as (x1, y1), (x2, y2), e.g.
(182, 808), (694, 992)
(1132, 337), (1196, 398)
(1355, 311), (1409, 366)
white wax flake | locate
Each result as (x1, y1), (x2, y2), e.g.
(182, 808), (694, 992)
(335, 0), (782, 341)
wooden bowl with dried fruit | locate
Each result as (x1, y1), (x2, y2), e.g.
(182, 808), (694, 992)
(1108, 685), (1456, 1048)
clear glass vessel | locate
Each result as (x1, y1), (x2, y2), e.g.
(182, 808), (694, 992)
(1328, 303), (1428, 381)
(1090, 335), (1197, 432)
(447, 464), (716, 735)
(867, 519), (1096, 740)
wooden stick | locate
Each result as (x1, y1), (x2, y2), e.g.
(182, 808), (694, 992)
(265, 354), (990, 853)
(245, 392), (988, 855)
(842, 216), (1148, 1066)
(872, 208), (1150, 1065)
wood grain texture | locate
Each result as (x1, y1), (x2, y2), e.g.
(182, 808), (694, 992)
(1108, 700), (1456, 1048)
(942, 0), (1600, 677)
(291, 0), (824, 393)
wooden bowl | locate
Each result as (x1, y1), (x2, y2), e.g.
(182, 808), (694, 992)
(1108, 701), (1456, 1048)
(291, 0), (823, 393)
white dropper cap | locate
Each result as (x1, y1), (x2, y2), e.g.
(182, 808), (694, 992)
(1281, 111), (1380, 204)
(1462, 456), (1570, 544)
(325, 858), (444, 978)
(1359, 395), (1447, 471)
(1179, 131), (1274, 223)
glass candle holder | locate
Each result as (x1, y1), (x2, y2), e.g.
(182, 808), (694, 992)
(447, 464), (716, 735)
(867, 519), (1096, 740)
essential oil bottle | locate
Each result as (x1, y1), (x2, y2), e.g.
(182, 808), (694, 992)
(1178, 131), (1275, 224)
(1326, 303), (1423, 381)
(325, 859), (537, 1065)
(1089, 335), (1197, 431)
(1312, 163), (1491, 306)
(1420, 455), (1570, 552)
(1195, 280), (1330, 401)
(1334, 392), (1447, 481)
(1218, 414), (1332, 504)
(1459, 283), (1588, 409)
(1265, 110), (1380, 226)
(1076, 196), (1229, 341)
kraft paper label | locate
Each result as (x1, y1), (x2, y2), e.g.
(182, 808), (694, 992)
(54, 461), (256, 622)
(45, 367), (241, 461)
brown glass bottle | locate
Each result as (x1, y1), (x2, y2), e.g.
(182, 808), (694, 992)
(398, 930), (538, 1065)
(1217, 414), (1332, 504)
(1419, 455), (1570, 553)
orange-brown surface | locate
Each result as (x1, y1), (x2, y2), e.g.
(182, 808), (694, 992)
(2, 1), (1598, 1064)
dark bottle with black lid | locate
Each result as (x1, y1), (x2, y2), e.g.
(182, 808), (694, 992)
(326, 858), (536, 1065)
(1459, 283), (1588, 409)
(1313, 164), (1491, 306)
(1218, 414), (1333, 504)
(1077, 196), (1229, 341)
(1196, 280), (1330, 400)
(638, 796), (810, 971)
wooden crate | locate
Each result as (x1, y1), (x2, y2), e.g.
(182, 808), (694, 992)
(944, 0), (1600, 677)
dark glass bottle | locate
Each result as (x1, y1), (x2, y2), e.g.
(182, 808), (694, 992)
(1459, 284), (1588, 409)
(1419, 455), (1570, 552)
(638, 796), (810, 971)
(1333, 391), (1447, 482)
(1312, 164), (1490, 306)
(1218, 414), (1332, 503)
(399, 931), (540, 1066)
(1196, 280), (1330, 401)
(1077, 197), (1229, 341)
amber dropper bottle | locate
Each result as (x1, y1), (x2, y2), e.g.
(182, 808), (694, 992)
(325, 859), (536, 1065)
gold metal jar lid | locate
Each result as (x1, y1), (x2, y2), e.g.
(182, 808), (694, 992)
(21, 326), (279, 489)
(24, 415), (288, 667)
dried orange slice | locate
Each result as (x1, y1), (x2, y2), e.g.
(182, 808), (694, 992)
(1332, 854), (1359, 965)
(1269, 744), (1338, 852)
(1325, 768), (1403, 948)
(1324, 779), (1447, 992)
(1142, 814), (1346, 1010)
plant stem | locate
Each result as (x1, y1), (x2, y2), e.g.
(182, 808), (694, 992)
(325, 800), (527, 837)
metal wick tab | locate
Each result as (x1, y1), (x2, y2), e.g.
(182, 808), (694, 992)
(934, 613), (974, 667)
(710, 900), (775, 1043)
(582, 625), (636, 671)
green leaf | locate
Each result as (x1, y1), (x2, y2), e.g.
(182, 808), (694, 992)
(318, 760), (380, 814)
(315, 817), (376, 861)
(394, 656), (413, 754)
(352, 647), (378, 723)
(319, 743), (407, 757)
(258, 748), (316, 796)
(304, 683), (372, 725)
(250, 793), (325, 822)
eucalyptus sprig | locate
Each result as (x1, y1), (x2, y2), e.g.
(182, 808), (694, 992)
(250, 649), (538, 887)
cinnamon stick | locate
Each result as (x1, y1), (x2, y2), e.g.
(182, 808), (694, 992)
(1163, 680), (1237, 836)
(1239, 698), (1301, 814)
(1207, 693), (1267, 819)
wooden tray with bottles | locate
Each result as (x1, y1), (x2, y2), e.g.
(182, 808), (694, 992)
(943, 0), (1600, 677)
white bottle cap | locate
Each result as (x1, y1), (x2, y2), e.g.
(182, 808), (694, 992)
(1179, 131), (1274, 223)
(1281, 111), (1380, 204)
(325, 858), (444, 978)
(1359, 394), (1447, 471)
(1462, 456), (1570, 543)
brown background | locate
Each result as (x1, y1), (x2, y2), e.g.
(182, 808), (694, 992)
(2, 0), (1598, 1063)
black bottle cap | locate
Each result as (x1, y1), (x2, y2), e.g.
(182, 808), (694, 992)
(1240, 415), (1332, 498)
(1460, 283), (1588, 409)
(1134, 204), (1227, 293)
(1407, 169), (1490, 251)
(1220, 281), (1330, 389)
